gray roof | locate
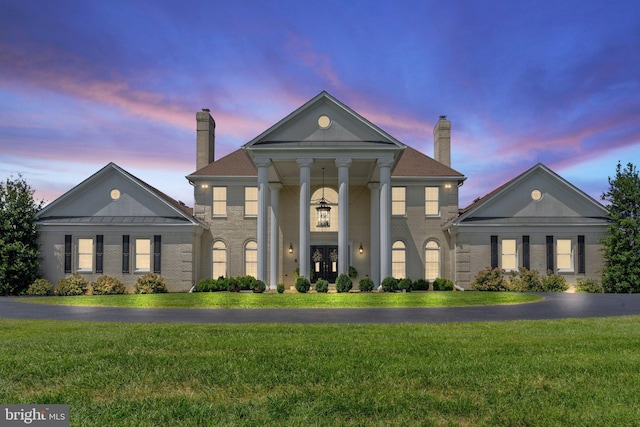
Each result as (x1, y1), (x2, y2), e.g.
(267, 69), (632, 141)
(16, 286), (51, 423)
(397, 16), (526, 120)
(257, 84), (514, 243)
(37, 216), (192, 225)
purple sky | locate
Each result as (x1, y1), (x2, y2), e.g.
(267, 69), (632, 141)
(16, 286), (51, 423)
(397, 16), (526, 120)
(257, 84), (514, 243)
(2, 0), (639, 207)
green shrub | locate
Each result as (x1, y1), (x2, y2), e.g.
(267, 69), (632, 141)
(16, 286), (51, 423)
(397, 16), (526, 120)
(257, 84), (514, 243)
(252, 279), (266, 293)
(358, 277), (374, 292)
(348, 266), (358, 279)
(134, 273), (168, 294)
(196, 278), (228, 292)
(336, 274), (352, 293)
(91, 275), (126, 295)
(541, 272), (568, 292)
(315, 279), (329, 293)
(26, 278), (52, 296)
(472, 267), (507, 291)
(506, 267), (543, 292)
(381, 276), (398, 293)
(433, 277), (454, 291)
(295, 277), (310, 293)
(276, 283), (285, 294)
(576, 278), (604, 293)
(55, 274), (89, 296)
(238, 275), (257, 291)
(413, 279), (429, 291)
(398, 278), (412, 292)
(226, 277), (241, 292)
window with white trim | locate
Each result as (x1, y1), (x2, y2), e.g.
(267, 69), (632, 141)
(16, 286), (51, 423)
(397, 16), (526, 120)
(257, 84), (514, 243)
(244, 187), (258, 217)
(392, 241), (406, 278)
(212, 241), (227, 278)
(135, 238), (151, 272)
(501, 239), (517, 271)
(392, 187), (406, 216)
(425, 187), (439, 216)
(77, 238), (93, 272)
(212, 187), (227, 217)
(245, 240), (258, 278)
(557, 239), (573, 271)
(425, 241), (440, 281)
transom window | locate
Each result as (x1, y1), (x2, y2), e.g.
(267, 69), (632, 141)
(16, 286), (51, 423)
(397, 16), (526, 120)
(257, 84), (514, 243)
(392, 241), (406, 278)
(77, 238), (93, 272)
(392, 187), (406, 216)
(212, 241), (227, 278)
(244, 187), (258, 217)
(212, 187), (227, 217)
(425, 187), (439, 216)
(501, 239), (517, 271)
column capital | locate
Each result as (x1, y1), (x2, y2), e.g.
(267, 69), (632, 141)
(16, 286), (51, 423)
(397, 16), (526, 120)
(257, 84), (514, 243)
(296, 158), (314, 168)
(335, 157), (352, 168)
(269, 182), (282, 191)
(377, 158), (395, 168)
(254, 158), (272, 168)
(368, 182), (379, 190)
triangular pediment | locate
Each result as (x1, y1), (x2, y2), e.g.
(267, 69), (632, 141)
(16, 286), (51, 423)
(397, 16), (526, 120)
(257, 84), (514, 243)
(37, 163), (198, 224)
(244, 91), (405, 149)
(455, 164), (608, 224)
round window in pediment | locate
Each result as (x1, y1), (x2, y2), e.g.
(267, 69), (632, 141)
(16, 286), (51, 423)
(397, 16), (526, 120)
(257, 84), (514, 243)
(318, 115), (332, 129)
(531, 189), (543, 201)
(110, 188), (121, 200)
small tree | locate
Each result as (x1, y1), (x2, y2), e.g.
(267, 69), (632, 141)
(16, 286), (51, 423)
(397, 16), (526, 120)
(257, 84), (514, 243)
(601, 162), (640, 293)
(0, 176), (44, 295)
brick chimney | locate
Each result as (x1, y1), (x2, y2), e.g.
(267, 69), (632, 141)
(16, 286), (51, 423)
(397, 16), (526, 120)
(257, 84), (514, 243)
(196, 108), (215, 170)
(433, 115), (451, 167)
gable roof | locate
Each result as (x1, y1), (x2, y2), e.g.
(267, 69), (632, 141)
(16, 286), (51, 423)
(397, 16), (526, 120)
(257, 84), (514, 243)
(243, 91), (406, 150)
(392, 146), (465, 178)
(451, 163), (608, 226)
(38, 162), (204, 226)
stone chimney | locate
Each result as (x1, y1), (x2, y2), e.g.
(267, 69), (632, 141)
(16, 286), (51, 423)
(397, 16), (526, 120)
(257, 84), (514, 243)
(433, 115), (451, 167)
(196, 108), (215, 170)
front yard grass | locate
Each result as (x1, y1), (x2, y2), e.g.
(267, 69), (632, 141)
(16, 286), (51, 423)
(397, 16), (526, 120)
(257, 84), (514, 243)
(1, 316), (640, 426)
(15, 291), (541, 309)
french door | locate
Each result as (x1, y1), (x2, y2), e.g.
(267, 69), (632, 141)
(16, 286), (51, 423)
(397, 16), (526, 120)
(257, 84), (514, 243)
(310, 245), (338, 283)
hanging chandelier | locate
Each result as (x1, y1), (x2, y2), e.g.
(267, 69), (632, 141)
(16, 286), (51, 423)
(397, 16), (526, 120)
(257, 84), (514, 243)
(316, 167), (331, 228)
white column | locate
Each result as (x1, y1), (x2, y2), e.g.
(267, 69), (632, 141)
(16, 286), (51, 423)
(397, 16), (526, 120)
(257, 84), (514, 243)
(256, 158), (271, 283)
(297, 158), (314, 280)
(336, 158), (352, 276)
(269, 183), (282, 290)
(368, 183), (380, 287)
(378, 158), (394, 282)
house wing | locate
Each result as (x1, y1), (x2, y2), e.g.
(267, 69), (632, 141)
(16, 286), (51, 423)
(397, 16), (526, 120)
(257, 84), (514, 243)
(37, 163), (201, 225)
(452, 164), (608, 225)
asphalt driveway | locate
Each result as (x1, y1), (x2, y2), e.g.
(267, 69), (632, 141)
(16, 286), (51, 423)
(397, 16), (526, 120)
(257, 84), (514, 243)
(2, 293), (640, 324)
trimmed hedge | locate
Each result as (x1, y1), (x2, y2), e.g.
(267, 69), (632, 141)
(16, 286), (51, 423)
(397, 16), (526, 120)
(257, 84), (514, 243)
(336, 274), (352, 293)
(398, 278), (412, 292)
(295, 277), (311, 293)
(26, 278), (53, 296)
(381, 277), (398, 293)
(358, 277), (374, 292)
(413, 279), (429, 291)
(55, 274), (89, 296)
(134, 273), (168, 294)
(433, 277), (454, 291)
(315, 279), (329, 293)
(92, 275), (126, 295)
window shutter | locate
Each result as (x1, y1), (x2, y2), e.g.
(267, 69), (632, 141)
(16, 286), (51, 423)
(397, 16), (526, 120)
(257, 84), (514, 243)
(153, 235), (161, 274)
(546, 236), (554, 273)
(522, 236), (530, 270)
(578, 235), (586, 274)
(64, 235), (72, 274)
(96, 235), (104, 274)
(122, 235), (130, 274)
(490, 236), (498, 269)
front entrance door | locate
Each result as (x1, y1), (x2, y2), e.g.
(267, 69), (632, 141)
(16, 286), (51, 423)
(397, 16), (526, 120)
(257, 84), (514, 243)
(310, 245), (338, 283)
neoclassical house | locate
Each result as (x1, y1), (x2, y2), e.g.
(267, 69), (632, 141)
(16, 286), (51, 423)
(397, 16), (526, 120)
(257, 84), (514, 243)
(37, 91), (609, 291)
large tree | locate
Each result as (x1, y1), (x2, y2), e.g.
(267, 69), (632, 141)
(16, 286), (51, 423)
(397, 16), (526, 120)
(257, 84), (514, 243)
(601, 162), (640, 293)
(0, 176), (44, 295)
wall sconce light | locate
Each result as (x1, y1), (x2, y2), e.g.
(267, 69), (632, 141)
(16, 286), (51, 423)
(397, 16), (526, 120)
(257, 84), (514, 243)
(445, 184), (452, 189)
(359, 243), (364, 254)
(201, 184), (209, 189)
(289, 243), (293, 254)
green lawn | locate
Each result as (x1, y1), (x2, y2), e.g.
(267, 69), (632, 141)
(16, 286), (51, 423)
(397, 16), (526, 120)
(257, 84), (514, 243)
(1, 317), (639, 426)
(16, 291), (541, 308)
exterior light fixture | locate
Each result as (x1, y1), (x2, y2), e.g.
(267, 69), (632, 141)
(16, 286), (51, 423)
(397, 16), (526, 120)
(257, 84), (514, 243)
(316, 167), (331, 228)
(359, 243), (364, 254)
(289, 243), (293, 254)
